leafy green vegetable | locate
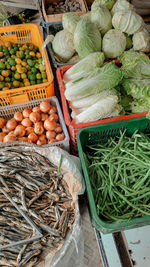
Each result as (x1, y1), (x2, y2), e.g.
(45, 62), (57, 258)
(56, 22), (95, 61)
(63, 52), (105, 82)
(112, 10), (143, 35)
(119, 51), (150, 78)
(125, 34), (132, 50)
(131, 98), (150, 113)
(122, 78), (150, 99)
(91, 5), (112, 35)
(133, 28), (150, 53)
(91, 0), (116, 10)
(111, 0), (135, 16)
(102, 29), (126, 58)
(74, 18), (102, 59)
(52, 30), (75, 62)
(62, 13), (80, 34)
(65, 62), (123, 101)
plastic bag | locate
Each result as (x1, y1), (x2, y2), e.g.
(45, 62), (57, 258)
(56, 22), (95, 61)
(0, 142), (85, 267)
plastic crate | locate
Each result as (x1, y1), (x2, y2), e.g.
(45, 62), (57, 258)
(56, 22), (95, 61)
(0, 96), (70, 152)
(42, 0), (88, 23)
(0, 24), (54, 106)
(56, 65), (147, 155)
(77, 117), (150, 234)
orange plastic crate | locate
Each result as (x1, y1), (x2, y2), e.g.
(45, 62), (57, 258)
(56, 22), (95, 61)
(0, 24), (54, 106)
(56, 65), (147, 155)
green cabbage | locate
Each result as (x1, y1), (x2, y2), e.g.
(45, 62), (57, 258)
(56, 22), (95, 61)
(63, 52), (105, 82)
(102, 29), (126, 58)
(62, 13), (80, 34)
(133, 28), (150, 53)
(91, 0), (116, 10)
(112, 10), (143, 35)
(122, 78), (150, 99)
(131, 99), (150, 113)
(65, 62), (123, 101)
(119, 51), (150, 78)
(125, 34), (132, 50)
(111, 0), (134, 16)
(91, 5), (112, 35)
(52, 30), (75, 62)
(74, 18), (102, 58)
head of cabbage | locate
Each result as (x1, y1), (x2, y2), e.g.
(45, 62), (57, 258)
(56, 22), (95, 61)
(111, 0), (135, 16)
(52, 30), (75, 62)
(62, 13), (80, 34)
(91, 5), (112, 35)
(112, 10), (143, 35)
(74, 18), (102, 58)
(133, 28), (150, 53)
(91, 0), (116, 10)
(102, 29), (126, 58)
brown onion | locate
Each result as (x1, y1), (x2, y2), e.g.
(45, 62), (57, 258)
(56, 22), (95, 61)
(23, 108), (32, 118)
(4, 134), (16, 142)
(49, 106), (57, 114)
(21, 118), (32, 127)
(17, 137), (28, 142)
(39, 133), (47, 142)
(55, 124), (62, 133)
(40, 100), (51, 113)
(56, 133), (65, 141)
(34, 122), (44, 135)
(37, 139), (47, 146)
(14, 125), (25, 137)
(0, 117), (6, 128)
(25, 127), (34, 136)
(6, 118), (17, 131)
(2, 126), (9, 134)
(32, 106), (41, 113)
(28, 133), (38, 143)
(44, 119), (57, 131)
(46, 130), (56, 140)
(49, 113), (59, 122)
(0, 132), (6, 142)
(14, 112), (23, 122)
(41, 113), (49, 121)
(29, 112), (41, 123)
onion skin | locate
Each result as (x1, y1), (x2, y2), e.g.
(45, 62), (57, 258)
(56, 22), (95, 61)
(14, 112), (23, 122)
(34, 122), (44, 135)
(56, 133), (65, 141)
(49, 113), (59, 122)
(6, 118), (17, 131)
(0, 118), (6, 128)
(49, 106), (57, 114)
(29, 112), (41, 123)
(40, 101), (51, 113)
(32, 106), (41, 113)
(48, 139), (57, 144)
(44, 119), (57, 131)
(4, 134), (16, 142)
(25, 127), (34, 136)
(55, 124), (62, 133)
(23, 108), (32, 118)
(17, 137), (28, 142)
(21, 118), (32, 127)
(14, 125), (25, 137)
(28, 133), (38, 143)
(0, 132), (6, 142)
(37, 139), (47, 146)
(41, 113), (49, 121)
(46, 130), (56, 140)
(2, 126), (9, 134)
(39, 134), (47, 142)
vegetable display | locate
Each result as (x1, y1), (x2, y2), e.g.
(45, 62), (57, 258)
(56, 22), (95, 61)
(51, 0), (149, 63)
(0, 100), (65, 145)
(0, 42), (47, 91)
(85, 131), (150, 222)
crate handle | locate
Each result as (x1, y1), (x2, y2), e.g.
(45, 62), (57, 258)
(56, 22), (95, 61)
(42, 35), (54, 65)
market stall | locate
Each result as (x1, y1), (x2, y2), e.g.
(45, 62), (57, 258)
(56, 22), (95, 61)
(0, 0), (150, 266)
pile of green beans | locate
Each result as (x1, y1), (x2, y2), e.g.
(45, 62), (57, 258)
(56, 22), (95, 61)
(86, 131), (150, 223)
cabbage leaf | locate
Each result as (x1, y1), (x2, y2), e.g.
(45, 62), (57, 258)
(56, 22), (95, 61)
(91, 5), (112, 35)
(62, 13), (80, 34)
(111, 0), (135, 16)
(122, 78), (150, 99)
(91, 0), (116, 10)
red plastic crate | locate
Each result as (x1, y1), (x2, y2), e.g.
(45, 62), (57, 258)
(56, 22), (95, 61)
(56, 65), (147, 155)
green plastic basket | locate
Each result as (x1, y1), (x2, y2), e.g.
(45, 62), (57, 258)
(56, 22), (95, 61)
(77, 117), (150, 234)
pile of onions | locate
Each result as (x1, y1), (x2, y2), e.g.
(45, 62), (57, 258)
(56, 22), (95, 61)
(0, 100), (65, 145)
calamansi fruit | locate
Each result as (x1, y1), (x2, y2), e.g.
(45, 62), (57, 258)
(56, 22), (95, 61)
(13, 80), (20, 88)
(14, 73), (21, 80)
(1, 70), (10, 77)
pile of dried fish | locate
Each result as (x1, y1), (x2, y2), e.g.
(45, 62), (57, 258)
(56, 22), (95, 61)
(0, 146), (75, 266)
(46, 0), (81, 14)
